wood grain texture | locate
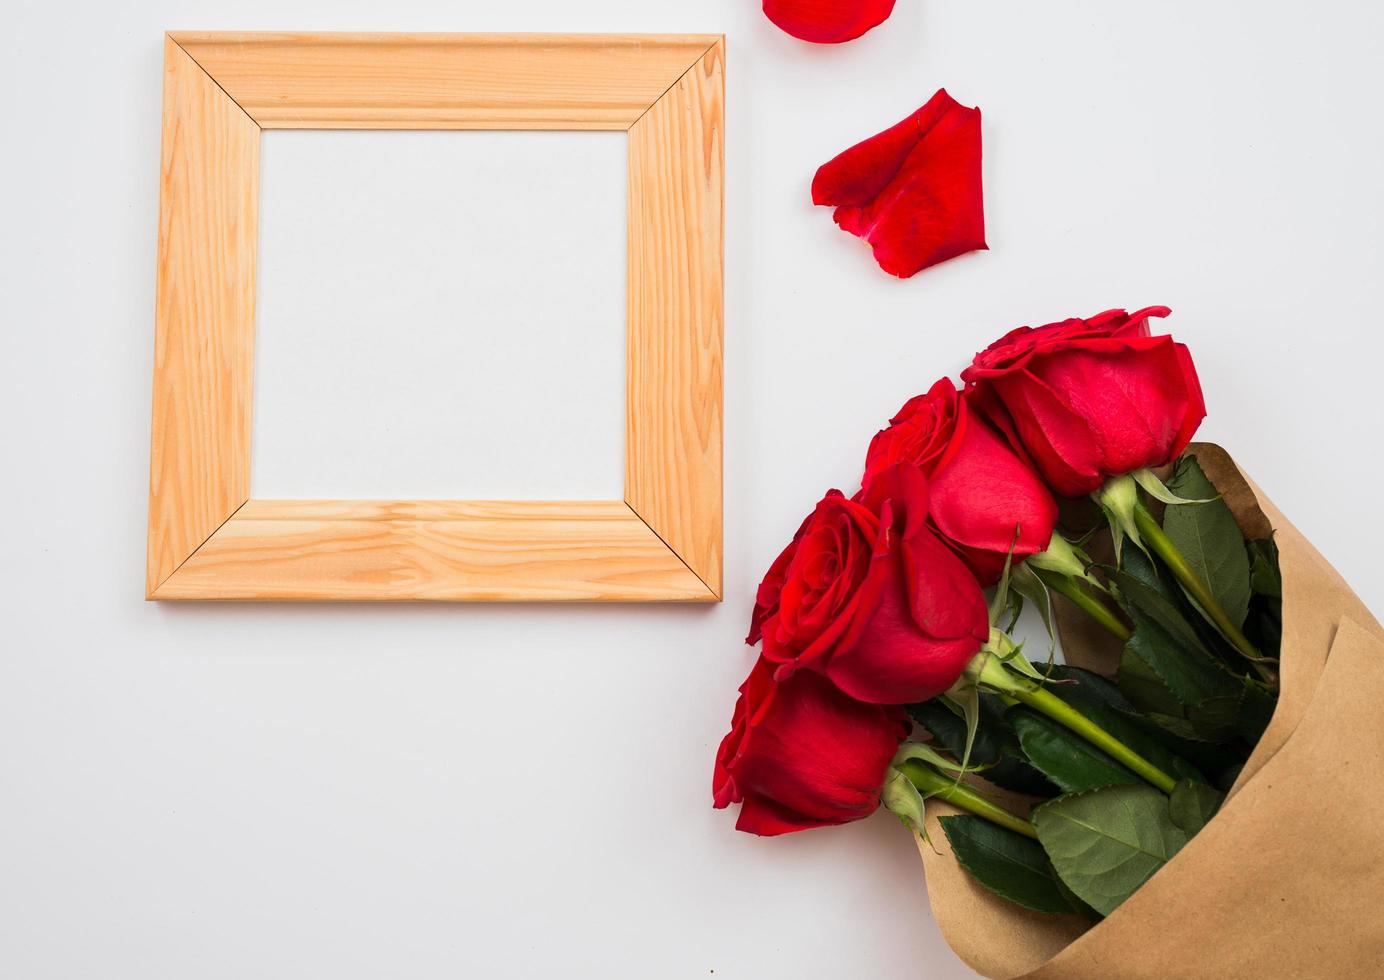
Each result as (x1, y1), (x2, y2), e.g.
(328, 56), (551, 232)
(146, 37), (259, 597)
(152, 501), (717, 601)
(625, 40), (725, 597)
(170, 32), (721, 130)
(147, 32), (724, 601)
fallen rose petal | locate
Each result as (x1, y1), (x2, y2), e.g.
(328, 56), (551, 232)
(812, 89), (986, 278)
(763, 0), (897, 43)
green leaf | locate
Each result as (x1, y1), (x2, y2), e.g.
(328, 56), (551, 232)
(1164, 456), (1252, 630)
(940, 815), (1076, 915)
(910, 699), (998, 766)
(1113, 571), (1244, 709)
(1009, 708), (1142, 793)
(1118, 642), (1245, 744)
(1034, 784), (1191, 916)
(1216, 762), (1245, 793)
(1168, 780), (1224, 835)
(1245, 606), (1283, 666)
(1245, 537), (1284, 659)
(1187, 694), (1245, 742)
(1247, 537), (1282, 600)
(1038, 663), (1131, 712)
(1116, 545), (1236, 657)
(1072, 707), (1204, 786)
(1115, 571), (1213, 666)
(1034, 660), (1238, 777)
(1238, 680), (1276, 744)
(1116, 543), (1168, 594)
(909, 698), (1056, 797)
(1116, 646), (1189, 720)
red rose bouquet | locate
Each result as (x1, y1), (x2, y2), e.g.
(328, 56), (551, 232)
(715, 307), (1384, 975)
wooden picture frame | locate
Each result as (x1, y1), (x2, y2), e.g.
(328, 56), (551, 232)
(147, 32), (723, 602)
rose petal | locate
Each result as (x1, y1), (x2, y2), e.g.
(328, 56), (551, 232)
(991, 370), (1105, 498)
(735, 795), (842, 836)
(813, 94), (961, 206)
(745, 512), (812, 646)
(828, 465), (988, 703)
(866, 381), (1056, 584)
(961, 306), (1202, 496)
(901, 523), (993, 648)
(812, 89), (986, 278)
(762, 0), (897, 44)
(1027, 347), (1181, 477)
(1169, 342), (1207, 460)
(715, 660), (910, 835)
(927, 407), (1057, 581)
(826, 538), (985, 703)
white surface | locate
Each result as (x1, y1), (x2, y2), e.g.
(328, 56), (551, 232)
(254, 131), (626, 499)
(4, 2), (1384, 978)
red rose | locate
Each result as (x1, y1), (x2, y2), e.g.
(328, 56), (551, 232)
(762, 0), (897, 44)
(756, 464), (989, 704)
(961, 307), (1206, 497)
(745, 512), (811, 647)
(812, 89), (985, 279)
(713, 656), (910, 835)
(864, 379), (1057, 585)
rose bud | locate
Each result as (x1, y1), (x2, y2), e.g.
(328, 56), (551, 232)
(758, 463), (990, 704)
(863, 378), (1058, 585)
(762, 0), (897, 44)
(961, 307), (1206, 498)
(812, 89), (985, 278)
(713, 656), (911, 836)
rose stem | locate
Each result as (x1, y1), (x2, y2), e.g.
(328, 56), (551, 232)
(1030, 566), (1132, 642)
(897, 759), (1038, 840)
(972, 652), (1178, 794)
(1132, 503), (1277, 686)
(1012, 685), (1177, 793)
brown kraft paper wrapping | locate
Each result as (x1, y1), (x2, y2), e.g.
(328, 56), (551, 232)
(915, 443), (1384, 979)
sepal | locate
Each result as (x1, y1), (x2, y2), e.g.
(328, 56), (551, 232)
(882, 767), (930, 836)
(1132, 466), (1217, 506)
(1026, 531), (1102, 589)
(1011, 564), (1057, 653)
(1094, 474), (1144, 560)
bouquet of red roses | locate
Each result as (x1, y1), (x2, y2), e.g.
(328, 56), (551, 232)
(715, 307), (1384, 978)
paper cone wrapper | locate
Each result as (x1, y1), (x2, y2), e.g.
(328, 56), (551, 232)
(916, 443), (1384, 979)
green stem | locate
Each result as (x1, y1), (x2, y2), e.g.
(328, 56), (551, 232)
(1012, 684), (1178, 794)
(1132, 502), (1277, 685)
(898, 760), (1038, 840)
(969, 648), (1178, 794)
(1031, 566), (1132, 642)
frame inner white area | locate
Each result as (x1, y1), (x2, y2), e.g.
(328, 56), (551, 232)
(252, 130), (627, 500)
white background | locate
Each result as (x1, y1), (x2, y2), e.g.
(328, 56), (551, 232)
(254, 130), (628, 499)
(4, 2), (1384, 978)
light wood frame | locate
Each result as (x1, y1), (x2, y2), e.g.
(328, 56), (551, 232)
(147, 32), (723, 602)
